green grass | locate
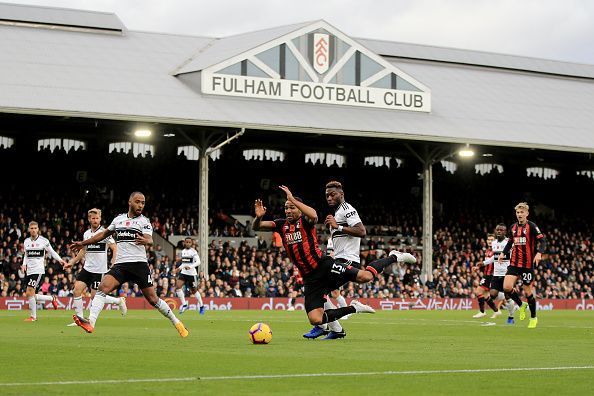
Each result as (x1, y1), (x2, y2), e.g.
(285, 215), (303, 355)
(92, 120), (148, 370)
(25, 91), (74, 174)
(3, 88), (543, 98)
(1, 309), (593, 395)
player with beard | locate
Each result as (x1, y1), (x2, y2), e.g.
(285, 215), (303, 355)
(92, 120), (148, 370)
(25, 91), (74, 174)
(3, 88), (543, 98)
(253, 185), (416, 336)
(69, 192), (188, 337)
(303, 181), (367, 340)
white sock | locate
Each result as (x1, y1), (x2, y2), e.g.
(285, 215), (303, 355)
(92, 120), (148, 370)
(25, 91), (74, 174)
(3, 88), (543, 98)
(194, 291), (203, 307)
(497, 292), (505, 301)
(28, 296), (37, 319)
(336, 295), (347, 308)
(287, 297), (293, 308)
(89, 291), (106, 327)
(104, 295), (121, 305)
(154, 298), (179, 325)
(36, 294), (53, 302)
(323, 300), (341, 331)
(176, 289), (187, 305)
(507, 299), (515, 316)
(72, 296), (84, 317)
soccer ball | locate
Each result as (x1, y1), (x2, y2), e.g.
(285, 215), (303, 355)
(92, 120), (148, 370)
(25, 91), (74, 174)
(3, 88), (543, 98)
(248, 322), (273, 344)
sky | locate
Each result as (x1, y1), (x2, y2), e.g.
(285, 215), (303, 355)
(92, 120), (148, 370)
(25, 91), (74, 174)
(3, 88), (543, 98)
(8, 0), (594, 65)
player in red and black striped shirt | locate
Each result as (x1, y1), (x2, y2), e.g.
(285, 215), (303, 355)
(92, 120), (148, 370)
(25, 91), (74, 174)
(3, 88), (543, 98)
(253, 185), (416, 329)
(499, 202), (546, 328)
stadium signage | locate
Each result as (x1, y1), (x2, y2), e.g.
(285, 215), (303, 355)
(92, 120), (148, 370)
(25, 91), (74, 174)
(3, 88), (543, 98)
(2, 297), (593, 311)
(203, 74), (429, 111)
(198, 21), (431, 112)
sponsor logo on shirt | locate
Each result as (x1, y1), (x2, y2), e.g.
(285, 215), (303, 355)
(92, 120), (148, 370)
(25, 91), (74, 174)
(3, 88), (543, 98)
(26, 249), (44, 258)
(86, 243), (106, 252)
(115, 229), (140, 242)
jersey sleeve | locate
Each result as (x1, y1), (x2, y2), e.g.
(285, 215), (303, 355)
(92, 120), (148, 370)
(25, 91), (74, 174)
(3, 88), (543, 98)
(531, 221), (544, 239)
(344, 207), (362, 227)
(106, 235), (116, 244)
(141, 218), (153, 235)
(107, 218), (117, 232)
(273, 219), (285, 233)
(194, 251), (201, 267)
(44, 239), (62, 261)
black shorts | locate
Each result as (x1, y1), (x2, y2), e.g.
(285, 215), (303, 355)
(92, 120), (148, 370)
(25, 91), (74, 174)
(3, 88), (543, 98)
(76, 268), (103, 290)
(24, 273), (44, 292)
(479, 275), (492, 290)
(303, 256), (360, 313)
(106, 262), (153, 289)
(177, 273), (198, 289)
(506, 266), (535, 286)
(490, 276), (504, 292)
(334, 258), (361, 290)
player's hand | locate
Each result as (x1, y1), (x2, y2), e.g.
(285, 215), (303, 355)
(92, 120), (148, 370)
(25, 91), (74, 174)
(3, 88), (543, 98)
(20, 265), (26, 273)
(184, 265), (191, 271)
(533, 252), (542, 265)
(135, 234), (151, 246)
(279, 185), (294, 201)
(324, 215), (338, 229)
(69, 241), (84, 252)
(62, 260), (72, 269)
(254, 199), (267, 218)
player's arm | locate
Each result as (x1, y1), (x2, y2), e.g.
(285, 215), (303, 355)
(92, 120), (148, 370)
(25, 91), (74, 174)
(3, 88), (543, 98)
(45, 241), (68, 267)
(70, 229), (113, 251)
(325, 210), (366, 238)
(252, 199), (276, 231)
(531, 221), (546, 264)
(279, 185), (318, 223)
(68, 247), (87, 267)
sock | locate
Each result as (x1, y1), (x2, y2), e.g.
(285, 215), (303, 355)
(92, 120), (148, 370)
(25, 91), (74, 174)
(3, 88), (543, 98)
(28, 296), (37, 319)
(486, 296), (498, 312)
(497, 292), (505, 301)
(506, 299), (515, 317)
(336, 295), (347, 308)
(104, 295), (121, 304)
(505, 291), (523, 307)
(72, 296), (84, 317)
(290, 298), (296, 306)
(35, 294), (53, 302)
(176, 289), (187, 305)
(527, 294), (537, 318)
(478, 296), (485, 313)
(194, 291), (203, 307)
(321, 307), (356, 324)
(89, 291), (106, 327)
(323, 300), (342, 331)
(287, 298), (293, 308)
(365, 256), (397, 278)
(153, 298), (180, 325)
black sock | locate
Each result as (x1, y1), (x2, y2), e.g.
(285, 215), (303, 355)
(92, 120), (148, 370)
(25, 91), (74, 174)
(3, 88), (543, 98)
(365, 256), (397, 278)
(321, 307), (356, 324)
(290, 298), (295, 305)
(527, 294), (537, 318)
(478, 296), (485, 313)
(505, 291), (522, 307)
(486, 297), (498, 312)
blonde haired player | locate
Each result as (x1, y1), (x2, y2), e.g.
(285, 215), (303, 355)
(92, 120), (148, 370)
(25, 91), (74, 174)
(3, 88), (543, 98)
(499, 202), (546, 328)
(66, 208), (127, 326)
(22, 221), (69, 321)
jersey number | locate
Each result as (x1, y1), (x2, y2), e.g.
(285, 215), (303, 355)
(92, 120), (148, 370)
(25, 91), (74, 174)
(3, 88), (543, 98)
(330, 263), (346, 275)
(27, 278), (38, 287)
(522, 273), (533, 282)
(148, 274), (153, 285)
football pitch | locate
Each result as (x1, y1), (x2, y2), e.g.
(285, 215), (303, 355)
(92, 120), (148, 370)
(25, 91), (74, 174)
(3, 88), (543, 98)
(1, 309), (593, 395)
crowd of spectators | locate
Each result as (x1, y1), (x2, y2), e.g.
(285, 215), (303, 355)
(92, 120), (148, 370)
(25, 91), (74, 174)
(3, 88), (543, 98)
(1, 203), (592, 301)
(1, 141), (592, 301)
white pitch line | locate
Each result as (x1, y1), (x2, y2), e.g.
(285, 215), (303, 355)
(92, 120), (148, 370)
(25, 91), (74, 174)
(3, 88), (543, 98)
(1, 366), (593, 387)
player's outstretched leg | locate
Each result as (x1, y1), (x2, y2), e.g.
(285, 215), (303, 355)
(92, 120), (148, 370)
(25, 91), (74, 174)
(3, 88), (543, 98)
(25, 287), (37, 321)
(74, 275), (119, 333)
(142, 286), (188, 338)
